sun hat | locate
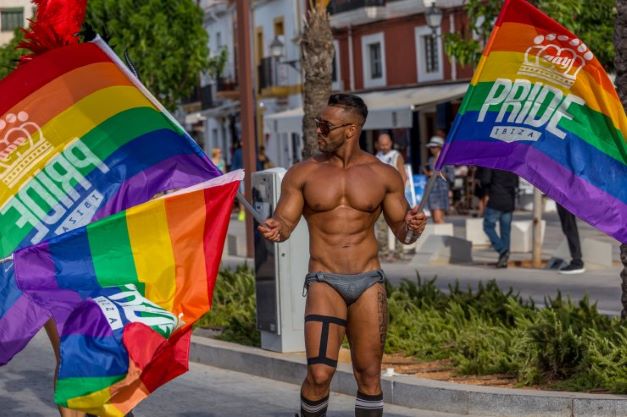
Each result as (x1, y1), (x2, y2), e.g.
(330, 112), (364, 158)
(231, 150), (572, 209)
(426, 136), (444, 147)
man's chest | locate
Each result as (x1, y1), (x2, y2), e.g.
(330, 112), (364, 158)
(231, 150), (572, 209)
(301, 168), (386, 213)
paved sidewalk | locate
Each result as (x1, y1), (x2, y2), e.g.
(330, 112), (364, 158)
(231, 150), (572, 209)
(190, 334), (627, 417)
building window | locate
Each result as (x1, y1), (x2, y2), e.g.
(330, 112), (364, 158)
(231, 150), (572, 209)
(1, 8), (24, 32)
(369, 43), (382, 79)
(274, 18), (284, 37)
(332, 40), (342, 90)
(415, 26), (443, 82)
(361, 32), (386, 88)
(423, 35), (439, 73)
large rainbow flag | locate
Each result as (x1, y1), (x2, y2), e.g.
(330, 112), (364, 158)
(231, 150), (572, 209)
(0, 36), (220, 258)
(436, 0), (627, 243)
(0, 36), (222, 365)
(10, 170), (241, 416)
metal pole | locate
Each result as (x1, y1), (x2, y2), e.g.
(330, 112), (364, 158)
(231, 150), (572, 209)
(403, 171), (440, 243)
(236, 192), (265, 225)
(417, 172), (440, 212)
(621, 244), (627, 320)
(236, 0), (257, 258)
(532, 187), (543, 268)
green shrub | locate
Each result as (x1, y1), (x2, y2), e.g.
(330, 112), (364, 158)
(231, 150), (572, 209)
(386, 292), (456, 359)
(196, 265), (260, 347)
(197, 267), (626, 393)
(525, 308), (585, 379)
(577, 325), (627, 393)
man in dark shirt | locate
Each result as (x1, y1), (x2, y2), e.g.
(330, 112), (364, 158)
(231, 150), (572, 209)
(479, 168), (519, 268)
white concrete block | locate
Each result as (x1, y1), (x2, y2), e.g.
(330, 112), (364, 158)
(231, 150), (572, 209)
(517, 193), (534, 211)
(411, 235), (473, 265)
(544, 199), (557, 213)
(227, 233), (247, 257)
(553, 238), (614, 267)
(510, 220), (545, 252)
(464, 218), (494, 247)
(412, 223), (454, 252)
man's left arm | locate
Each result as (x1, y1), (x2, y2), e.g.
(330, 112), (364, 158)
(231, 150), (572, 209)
(381, 168), (427, 244)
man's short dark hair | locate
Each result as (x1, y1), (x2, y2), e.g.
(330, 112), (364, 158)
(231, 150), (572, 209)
(328, 94), (368, 124)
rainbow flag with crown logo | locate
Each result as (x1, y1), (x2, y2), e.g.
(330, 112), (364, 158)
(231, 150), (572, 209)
(10, 170), (241, 416)
(0, 36), (221, 366)
(436, 0), (627, 243)
(0, 36), (220, 258)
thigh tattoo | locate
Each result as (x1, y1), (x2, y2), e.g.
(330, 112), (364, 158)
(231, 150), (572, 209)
(377, 289), (388, 349)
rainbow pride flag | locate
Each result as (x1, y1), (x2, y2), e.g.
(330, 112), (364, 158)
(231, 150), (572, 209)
(0, 36), (221, 365)
(10, 170), (241, 416)
(436, 0), (627, 243)
(0, 36), (220, 258)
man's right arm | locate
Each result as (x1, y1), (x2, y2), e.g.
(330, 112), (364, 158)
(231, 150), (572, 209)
(257, 166), (305, 242)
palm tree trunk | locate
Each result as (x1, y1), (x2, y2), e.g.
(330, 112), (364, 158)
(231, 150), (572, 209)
(614, 0), (627, 319)
(301, 0), (334, 159)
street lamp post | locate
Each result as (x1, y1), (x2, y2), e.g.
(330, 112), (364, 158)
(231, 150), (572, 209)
(269, 35), (300, 71)
(269, 36), (283, 86)
(424, 1), (443, 37)
(235, 0), (257, 258)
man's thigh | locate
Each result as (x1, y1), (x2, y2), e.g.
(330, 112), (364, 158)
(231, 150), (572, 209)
(346, 283), (387, 368)
(483, 207), (499, 226)
(304, 283), (348, 366)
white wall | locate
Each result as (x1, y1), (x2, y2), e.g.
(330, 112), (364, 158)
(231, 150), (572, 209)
(252, 0), (303, 89)
(0, 0), (34, 46)
(204, 116), (233, 167)
(253, 0), (305, 168)
(200, 0), (307, 169)
(202, 1), (236, 86)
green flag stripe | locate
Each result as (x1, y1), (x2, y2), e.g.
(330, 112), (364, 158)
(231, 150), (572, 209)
(54, 374), (125, 406)
(460, 82), (626, 165)
(87, 210), (139, 288)
(0, 107), (179, 255)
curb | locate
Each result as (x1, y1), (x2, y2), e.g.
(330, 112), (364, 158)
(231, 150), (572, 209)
(190, 335), (627, 417)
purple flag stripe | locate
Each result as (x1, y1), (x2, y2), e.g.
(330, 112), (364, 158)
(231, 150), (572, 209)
(93, 154), (219, 222)
(440, 140), (627, 243)
(0, 294), (51, 364)
(61, 300), (115, 338)
(15, 243), (59, 290)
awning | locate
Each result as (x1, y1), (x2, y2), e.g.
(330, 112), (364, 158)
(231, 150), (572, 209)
(185, 111), (206, 125)
(203, 101), (240, 118)
(265, 82), (469, 133)
(265, 107), (303, 133)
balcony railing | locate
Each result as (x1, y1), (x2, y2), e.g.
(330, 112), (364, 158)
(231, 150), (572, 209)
(257, 56), (277, 91)
(200, 84), (214, 110)
(181, 85), (201, 106)
(328, 0), (386, 14)
(216, 77), (238, 92)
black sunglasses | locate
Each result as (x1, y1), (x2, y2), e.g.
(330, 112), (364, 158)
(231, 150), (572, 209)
(314, 118), (354, 136)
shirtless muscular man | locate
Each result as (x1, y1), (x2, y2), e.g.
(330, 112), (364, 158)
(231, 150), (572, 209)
(258, 94), (426, 417)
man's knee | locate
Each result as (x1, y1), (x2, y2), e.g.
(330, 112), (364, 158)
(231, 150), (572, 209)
(353, 363), (381, 392)
(306, 365), (335, 389)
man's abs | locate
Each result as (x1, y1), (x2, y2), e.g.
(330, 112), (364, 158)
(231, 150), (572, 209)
(297, 158), (392, 273)
(305, 207), (380, 273)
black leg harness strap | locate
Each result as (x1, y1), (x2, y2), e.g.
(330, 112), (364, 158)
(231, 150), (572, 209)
(305, 314), (347, 368)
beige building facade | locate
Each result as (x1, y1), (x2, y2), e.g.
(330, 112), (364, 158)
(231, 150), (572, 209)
(0, 0), (33, 45)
